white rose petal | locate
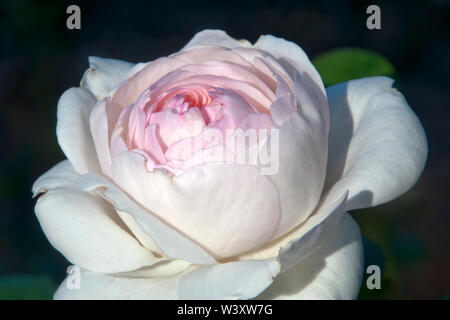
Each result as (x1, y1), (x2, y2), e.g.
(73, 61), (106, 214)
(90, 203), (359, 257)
(324, 76), (428, 211)
(54, 258), (281, 300)
(33, 161), (159, 273)
(81, 56), (135, 101)
(76, 172), (218, 265)
(256, 213), (364, 300)
(56, 87), (102, 175)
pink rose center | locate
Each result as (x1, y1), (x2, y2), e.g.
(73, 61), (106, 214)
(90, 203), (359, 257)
(106, 49), (295, 174)
(158, 87), (212, 114)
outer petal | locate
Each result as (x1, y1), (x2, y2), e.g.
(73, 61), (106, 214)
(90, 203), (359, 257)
(323, 77), (428, 211)
(32, 160), (78, 197)
(56, 87), (101, 174)
(32, 163), (173, 260)
(276, 191), (348, 272)
(236, 189), (348, 265)
(110, 151), (281, 259)
(76, 173), (217, 265)
(176, 259), (280, 299)
(54, 258), (280, 300)
(262, 77), (329, 238)
(115, 210), (165, 255)
(182, 29), (253, 50)
(80, 56), (135, 100)
(90, 99), (112, 176)
(256, 213), (364, 300)
(33, 160), (158, 273)
(54, 215), (361, 300)
(254, 34), (326, 95)
(35, 189), (159, 274)
(54, 267), (180, 300)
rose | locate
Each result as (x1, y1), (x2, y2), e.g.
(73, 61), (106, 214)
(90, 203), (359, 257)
(32, 30), (427, 299)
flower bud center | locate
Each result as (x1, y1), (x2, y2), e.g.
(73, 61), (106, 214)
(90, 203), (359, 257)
(158, 86), (213, 114)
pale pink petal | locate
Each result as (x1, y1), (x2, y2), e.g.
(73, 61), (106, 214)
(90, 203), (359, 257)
(182, 29), (253, 50)
(164, 127), (223, 162)
(149, 107), (205, 149)
(239, 113), (272, 132)
(271, 94), (297, 127)
(144, 124), (166, 164)
(254, 34), (326, 96)
(208, 88), (255, 132)
(144, 69), (272, 113)
(110, 132), (128, 157)
(178, 60), (276, 102)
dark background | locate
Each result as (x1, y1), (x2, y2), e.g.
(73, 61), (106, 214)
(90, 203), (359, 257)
(0, 0), (449, 299)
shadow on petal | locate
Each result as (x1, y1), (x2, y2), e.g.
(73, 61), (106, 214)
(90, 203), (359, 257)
(323, 81), (354, 192)
(255, 213), (364, 300)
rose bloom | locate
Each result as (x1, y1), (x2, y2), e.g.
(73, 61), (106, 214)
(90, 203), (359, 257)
(32, 30), (427, 299)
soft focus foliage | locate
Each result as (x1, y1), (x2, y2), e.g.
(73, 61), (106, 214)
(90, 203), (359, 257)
(312, 48), (395, 86)
(0, 274), (57, 300)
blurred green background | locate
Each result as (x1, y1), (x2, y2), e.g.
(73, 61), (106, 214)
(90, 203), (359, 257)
(0, 0), (449, 299)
